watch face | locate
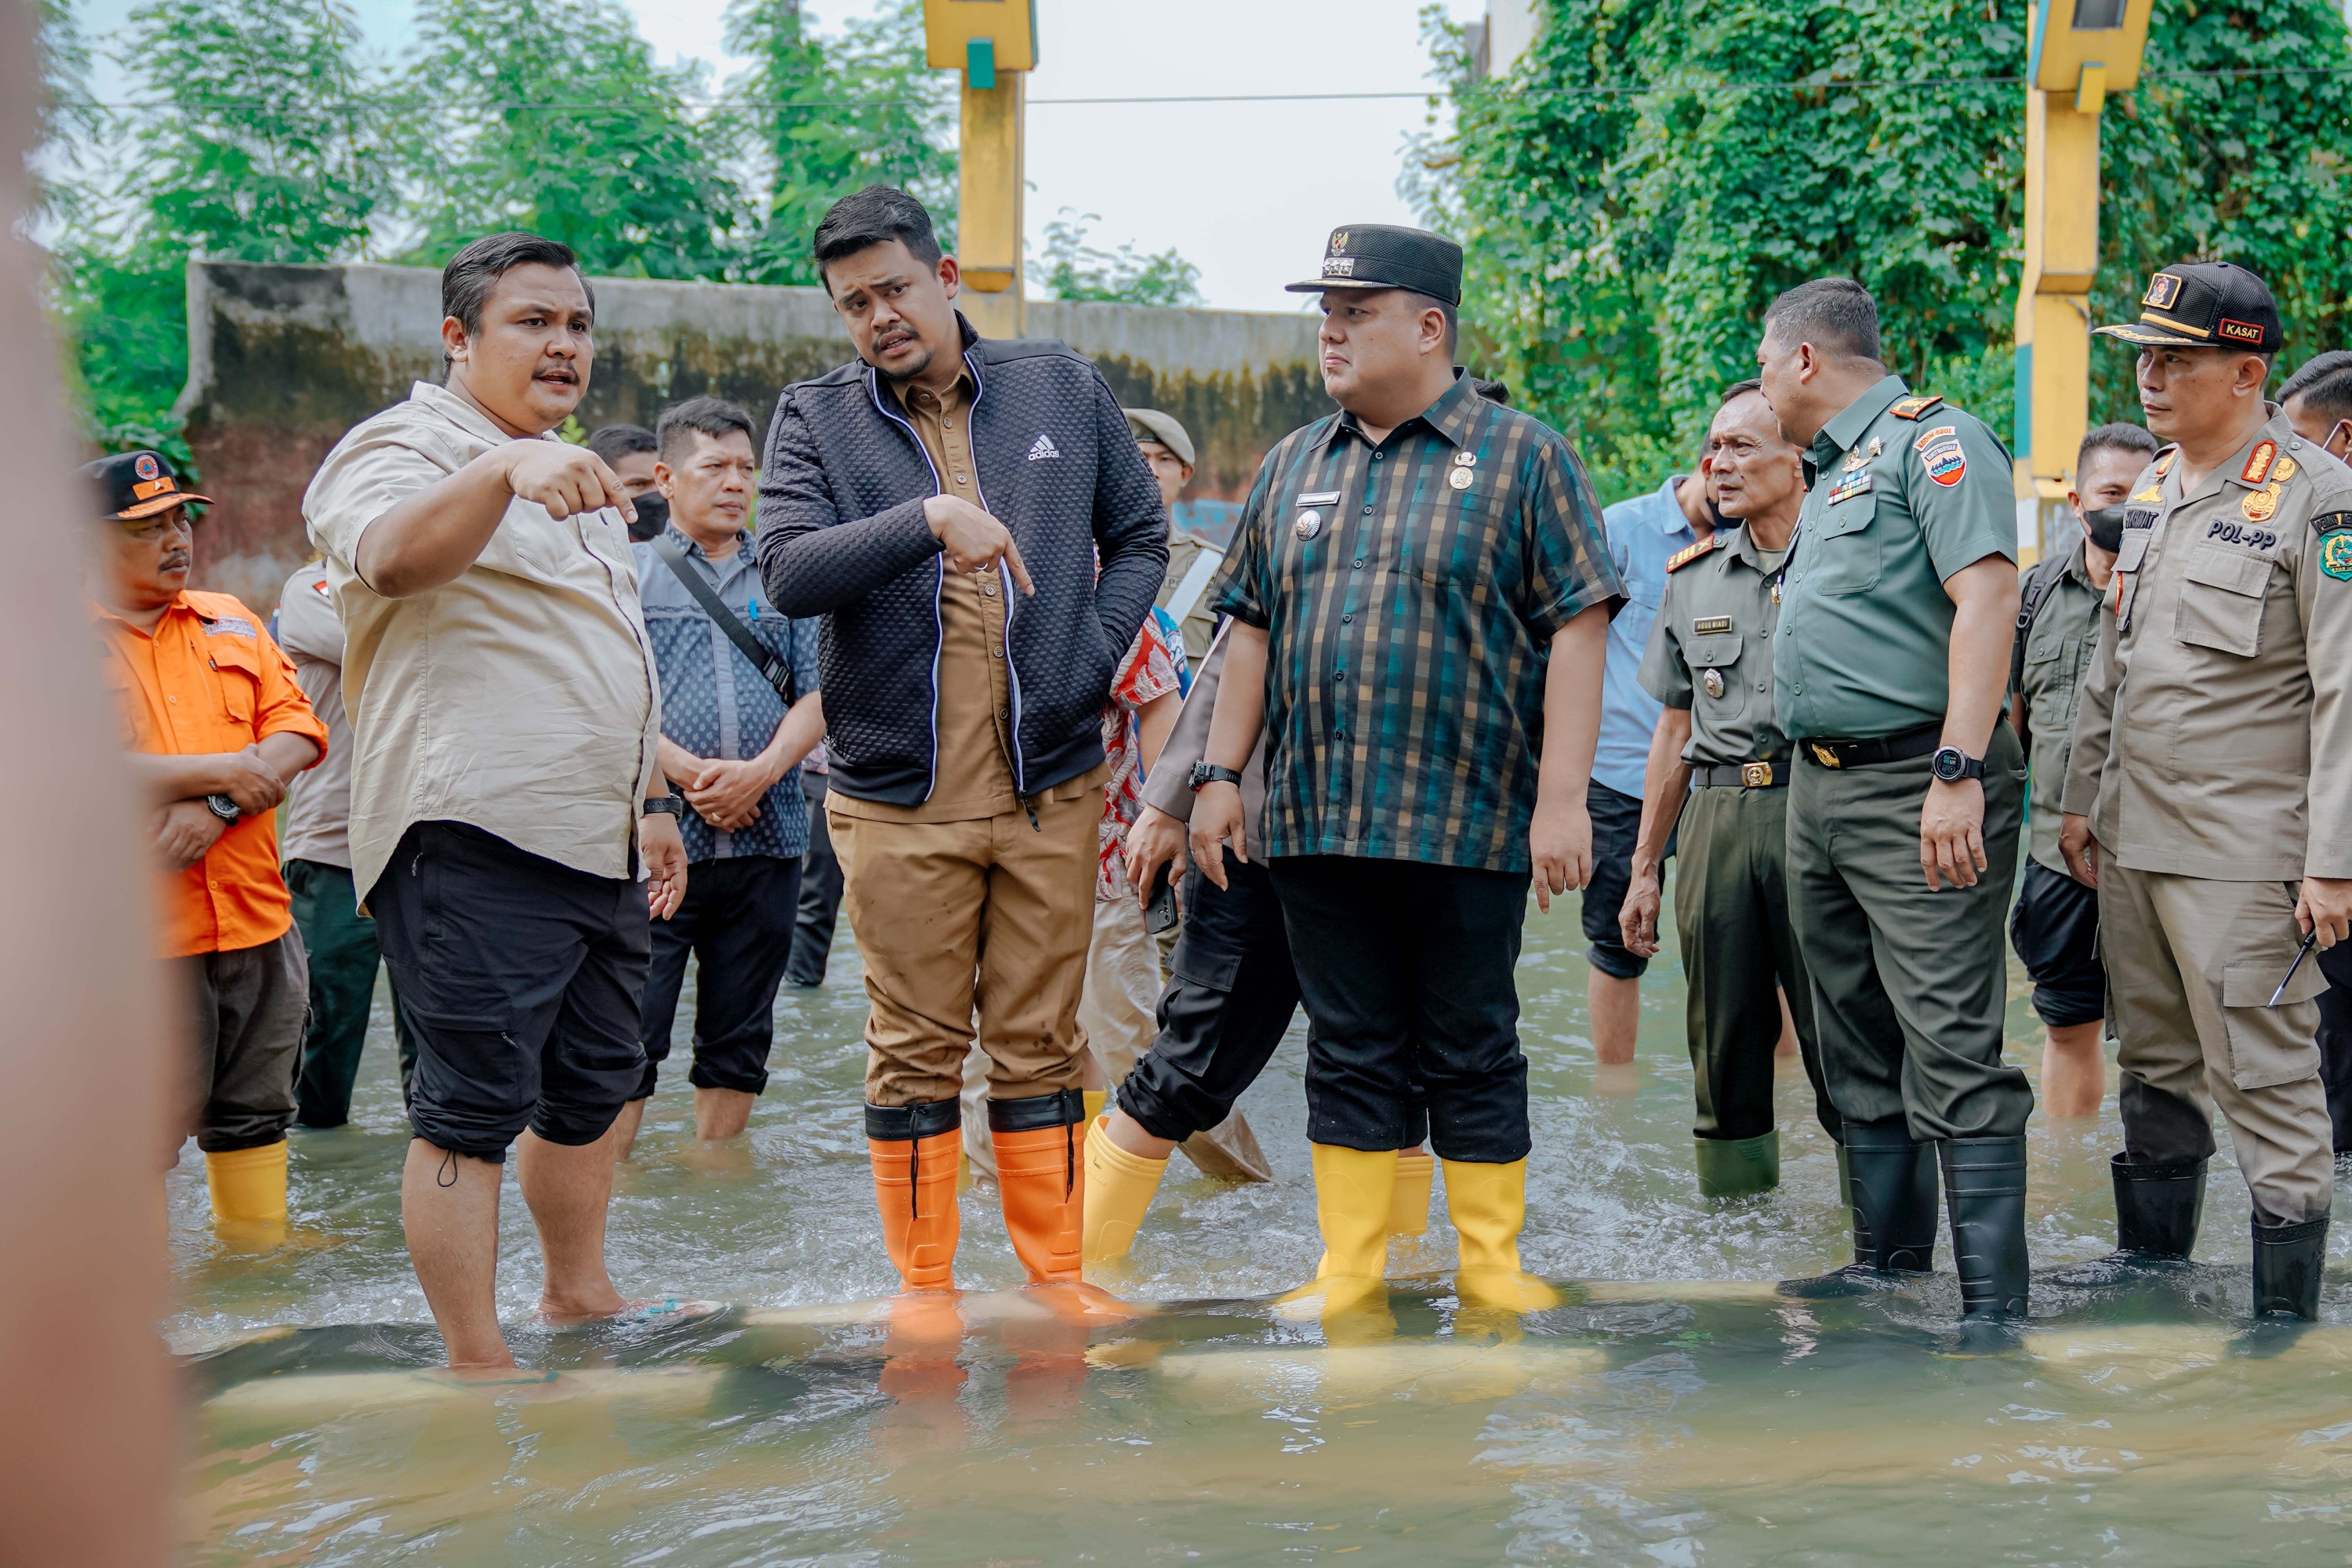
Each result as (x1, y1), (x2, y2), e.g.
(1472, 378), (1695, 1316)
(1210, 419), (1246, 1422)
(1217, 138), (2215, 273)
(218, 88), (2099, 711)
(1931, 747), (1964, 782)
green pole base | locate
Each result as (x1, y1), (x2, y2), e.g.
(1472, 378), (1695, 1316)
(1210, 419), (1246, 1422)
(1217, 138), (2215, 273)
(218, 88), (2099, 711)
(1694, 1131), (1780, 1199)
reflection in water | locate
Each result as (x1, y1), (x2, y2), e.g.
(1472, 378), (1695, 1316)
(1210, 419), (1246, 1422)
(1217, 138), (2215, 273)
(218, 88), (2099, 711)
(169, 896), (2350, 1562)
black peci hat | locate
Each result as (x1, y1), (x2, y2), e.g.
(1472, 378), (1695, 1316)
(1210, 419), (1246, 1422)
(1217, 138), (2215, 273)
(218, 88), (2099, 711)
(80, 449), (213, 521)
(2095, 260), (2283, 354)
(1286, 223), (1463, 307)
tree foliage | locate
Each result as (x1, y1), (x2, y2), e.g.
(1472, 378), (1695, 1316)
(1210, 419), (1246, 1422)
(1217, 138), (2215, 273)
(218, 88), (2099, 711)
(1031, 209), (1206, 307)
(1421, 0), (2352, 502)
(728, 0), (959, 285)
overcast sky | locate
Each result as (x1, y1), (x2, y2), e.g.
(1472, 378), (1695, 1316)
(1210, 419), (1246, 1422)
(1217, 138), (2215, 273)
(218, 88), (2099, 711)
(68, 0), (1487, 313)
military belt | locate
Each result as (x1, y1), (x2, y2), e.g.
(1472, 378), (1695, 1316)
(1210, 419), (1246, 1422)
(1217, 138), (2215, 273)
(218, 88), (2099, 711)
(1692, 760), (1788, 789)
(1798, 721), (1943, 771)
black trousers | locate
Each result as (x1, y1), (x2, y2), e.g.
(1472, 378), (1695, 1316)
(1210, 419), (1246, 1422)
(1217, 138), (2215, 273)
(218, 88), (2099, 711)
(2318, 942), (2352, 1154)
(180, 927), (309, 1153)
(787, 772), (844, 986)
(2009, 860), (2106, 1029)
(1271, 855), (1531, 1164)
(372, 821), (649, 1163)
(638, 853), (802, 1098)
(1580, 779), (1657, 981)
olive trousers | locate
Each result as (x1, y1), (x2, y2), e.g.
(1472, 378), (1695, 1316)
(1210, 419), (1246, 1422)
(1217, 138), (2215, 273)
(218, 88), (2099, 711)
(1785, 726), (2034, 1140)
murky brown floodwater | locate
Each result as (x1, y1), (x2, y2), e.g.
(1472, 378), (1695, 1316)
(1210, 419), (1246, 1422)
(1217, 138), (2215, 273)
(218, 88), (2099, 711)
(172, 883), (2351, 1564)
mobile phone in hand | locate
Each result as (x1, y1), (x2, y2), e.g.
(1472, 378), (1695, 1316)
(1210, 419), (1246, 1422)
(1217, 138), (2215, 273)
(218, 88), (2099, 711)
(1144, 864), (1180, 935)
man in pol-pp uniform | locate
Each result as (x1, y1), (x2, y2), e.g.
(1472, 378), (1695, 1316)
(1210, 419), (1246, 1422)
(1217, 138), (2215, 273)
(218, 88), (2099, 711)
(1759, 279), (2035, 1323)
(2060, 262), (2352, 1320)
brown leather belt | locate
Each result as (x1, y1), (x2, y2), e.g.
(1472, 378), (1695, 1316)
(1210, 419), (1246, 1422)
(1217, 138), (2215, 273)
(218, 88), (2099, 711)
(1692, 760), (1786, 789)
(1798, 721), (1944, 771)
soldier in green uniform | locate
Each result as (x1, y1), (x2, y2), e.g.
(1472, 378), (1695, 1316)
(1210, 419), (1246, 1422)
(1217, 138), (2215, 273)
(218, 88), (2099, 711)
(1620, 379), (1838, 1197)
(1757, 279), (2035, 1322)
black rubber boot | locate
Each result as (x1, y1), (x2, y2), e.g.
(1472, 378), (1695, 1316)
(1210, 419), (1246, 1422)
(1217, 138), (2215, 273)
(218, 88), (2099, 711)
(2252, 1215), (2328, 1320)
(2114, 1156), (2205, 1260)
(1779, 1121), (1939, 1298)
(1940, 1137), (2031, 1319)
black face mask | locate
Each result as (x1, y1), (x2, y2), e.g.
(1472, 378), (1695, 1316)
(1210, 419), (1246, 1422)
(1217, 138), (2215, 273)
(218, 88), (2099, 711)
(627, 489), (669, 543)
(2082, 505), (2127, 554)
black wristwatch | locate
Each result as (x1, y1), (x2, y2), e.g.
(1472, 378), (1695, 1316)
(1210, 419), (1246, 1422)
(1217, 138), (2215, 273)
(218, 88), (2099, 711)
(1189, 761), (1245, 793)
(641, 795), (685, 817)
(1929, 746), (1986, 783)
(204, 793), (241, 823)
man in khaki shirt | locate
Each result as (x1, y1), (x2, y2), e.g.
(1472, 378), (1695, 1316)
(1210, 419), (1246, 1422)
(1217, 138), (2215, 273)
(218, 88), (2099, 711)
(304, 232), (688, 1370)
(2060, 262), (2352, 1320)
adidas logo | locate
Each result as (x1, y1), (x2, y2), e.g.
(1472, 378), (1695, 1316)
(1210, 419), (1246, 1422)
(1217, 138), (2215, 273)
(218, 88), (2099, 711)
(1026, 433), (1061, 461)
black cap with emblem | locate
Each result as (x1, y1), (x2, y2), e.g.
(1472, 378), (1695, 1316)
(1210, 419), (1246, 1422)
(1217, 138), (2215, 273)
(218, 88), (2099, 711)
(79, 448), (215, 521)
(1286, 223), (1464, 307)
(2094, 260), (2283, 354)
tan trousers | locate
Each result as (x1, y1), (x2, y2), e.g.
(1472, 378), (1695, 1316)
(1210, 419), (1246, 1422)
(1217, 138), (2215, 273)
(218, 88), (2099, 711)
(2100, 862), (2334, 1224)
(829, 782), (1098, 1107)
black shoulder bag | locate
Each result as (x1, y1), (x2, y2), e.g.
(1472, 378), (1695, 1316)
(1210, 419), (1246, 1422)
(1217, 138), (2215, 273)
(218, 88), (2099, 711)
(650, 535), (797, 704)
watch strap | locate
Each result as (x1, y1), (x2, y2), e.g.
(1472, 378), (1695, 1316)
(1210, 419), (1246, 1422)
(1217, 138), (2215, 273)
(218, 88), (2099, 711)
(1189, 762), (1244, 792)
(642, 795), (685, 816)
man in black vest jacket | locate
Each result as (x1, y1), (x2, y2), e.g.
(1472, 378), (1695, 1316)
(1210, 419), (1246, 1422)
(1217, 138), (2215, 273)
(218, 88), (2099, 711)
(757, 185), (1167, 1298)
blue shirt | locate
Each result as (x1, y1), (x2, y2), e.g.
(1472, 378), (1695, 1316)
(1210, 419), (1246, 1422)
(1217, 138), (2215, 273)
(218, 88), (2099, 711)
(634, 528), (822, 863)
(1594, 477), (1700, 797)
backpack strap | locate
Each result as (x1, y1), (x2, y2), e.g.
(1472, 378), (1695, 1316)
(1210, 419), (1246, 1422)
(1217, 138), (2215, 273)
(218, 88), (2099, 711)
(2009, 551), (2071, 696)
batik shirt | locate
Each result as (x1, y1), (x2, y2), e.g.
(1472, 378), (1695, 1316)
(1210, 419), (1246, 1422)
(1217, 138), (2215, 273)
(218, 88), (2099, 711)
(1097, 604), (1188, 900)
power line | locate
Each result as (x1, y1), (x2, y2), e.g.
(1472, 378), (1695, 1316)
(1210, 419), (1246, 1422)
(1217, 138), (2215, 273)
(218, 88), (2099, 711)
(69, 60), (2352, 112)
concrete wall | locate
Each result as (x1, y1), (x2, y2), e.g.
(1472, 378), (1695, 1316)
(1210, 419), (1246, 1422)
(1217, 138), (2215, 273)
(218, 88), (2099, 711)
(174, 261), (1329, 614)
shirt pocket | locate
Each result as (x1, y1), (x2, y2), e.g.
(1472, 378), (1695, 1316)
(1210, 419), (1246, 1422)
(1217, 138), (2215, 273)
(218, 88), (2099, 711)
(2020, 626), (2080, 732)
(2172, 547), (2271, 659)
(1685, 632), (1750, 726)
(206, 638), (264, 728)
(1809, 497), (1880, 595)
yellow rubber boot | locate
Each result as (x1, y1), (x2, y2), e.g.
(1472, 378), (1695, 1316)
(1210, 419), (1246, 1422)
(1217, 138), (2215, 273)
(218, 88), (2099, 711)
(1082, 1118), (1168, 1271)
(1442, 1157), (1560, 1312)
(1082, 1090), (1107, 1126)
(1389, 1150), (1435, 1240)
(205, 1140), (289, 1242)
(1277, 1145), (1397, 1323)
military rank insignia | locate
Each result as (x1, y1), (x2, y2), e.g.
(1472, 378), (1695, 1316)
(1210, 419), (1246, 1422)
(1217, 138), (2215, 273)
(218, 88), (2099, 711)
(2241, 441), (2278, 487)
(1888, 395), (1944, 421)
(1825, 469), (1875, 504)
(1666, 536), (1720, 572)
(1913, 424), (1966, 488)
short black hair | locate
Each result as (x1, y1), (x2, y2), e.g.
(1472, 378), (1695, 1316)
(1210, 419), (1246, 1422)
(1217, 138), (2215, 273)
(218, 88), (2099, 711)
(2077, 421), (2158, 474)
(813, 185), (944, 292)
(2282, 349), (2352, 426)
(441, 232), (593, 355)
(655, 397), (757, 464)
(1763, 278), (1882, 364)
(1470, 376), (1510, 405)
(586, 424), (655, 466)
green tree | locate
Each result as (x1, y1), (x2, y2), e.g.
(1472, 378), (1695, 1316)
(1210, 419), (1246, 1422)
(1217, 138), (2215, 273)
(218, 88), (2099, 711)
(727, 0), (957, 285)
(1030, 209), (1205, 307)
(398, 0), (740, 279)
(1421, 0), (2352, 503)
(51, 0), (390, 454)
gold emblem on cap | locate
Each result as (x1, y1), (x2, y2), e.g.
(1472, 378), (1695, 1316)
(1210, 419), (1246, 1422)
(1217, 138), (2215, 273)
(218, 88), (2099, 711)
(2143, 273), (2183, 310)
(1330, 230), (1349, 256)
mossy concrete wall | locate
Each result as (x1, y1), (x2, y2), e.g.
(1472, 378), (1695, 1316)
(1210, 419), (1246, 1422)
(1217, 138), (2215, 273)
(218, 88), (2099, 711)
(175, 261), (1330, 614)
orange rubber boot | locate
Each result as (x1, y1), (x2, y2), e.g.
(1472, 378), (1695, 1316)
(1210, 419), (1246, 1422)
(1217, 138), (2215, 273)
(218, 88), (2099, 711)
(867, 1100), (964, 1290)
(989, 1090), (1088, 1284)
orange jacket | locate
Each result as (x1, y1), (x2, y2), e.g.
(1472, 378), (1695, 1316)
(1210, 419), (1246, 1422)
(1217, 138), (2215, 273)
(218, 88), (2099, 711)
(96, 590), (328, 957)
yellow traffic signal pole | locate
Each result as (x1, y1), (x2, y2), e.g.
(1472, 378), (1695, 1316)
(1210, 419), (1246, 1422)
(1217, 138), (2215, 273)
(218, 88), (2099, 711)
(925, 2), (1038, 337)
(2013, 0), (2154, 563)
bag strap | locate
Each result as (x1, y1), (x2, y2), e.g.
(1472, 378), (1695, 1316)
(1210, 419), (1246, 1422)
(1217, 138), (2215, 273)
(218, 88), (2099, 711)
(652, 534), (795, 703)
(2009, 551), (2070, 695)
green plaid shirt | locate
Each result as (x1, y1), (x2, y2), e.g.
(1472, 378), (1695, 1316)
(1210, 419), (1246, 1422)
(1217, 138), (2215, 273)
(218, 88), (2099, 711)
(1212, 374), (1624, 873)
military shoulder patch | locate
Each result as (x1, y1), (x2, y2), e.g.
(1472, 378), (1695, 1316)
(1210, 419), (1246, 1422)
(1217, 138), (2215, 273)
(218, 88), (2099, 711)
(2315, 510), (2352, 535)
(2154, 446), (2178, 477)
(1888, 395), (1944, 421)
(1666, 535), (1722, 572)
(2321, 529), (2352, 583)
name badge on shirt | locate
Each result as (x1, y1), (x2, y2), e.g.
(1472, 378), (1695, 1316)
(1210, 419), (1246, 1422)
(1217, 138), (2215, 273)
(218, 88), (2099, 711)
(1692, 616), (1732, 635)
(1824, 470), (1875, 506)
(1295, 490), (1342, 507)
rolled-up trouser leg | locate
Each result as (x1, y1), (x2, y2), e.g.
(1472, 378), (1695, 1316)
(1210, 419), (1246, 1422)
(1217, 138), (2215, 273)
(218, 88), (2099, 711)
(1787, 731), (2034, 1141)
(2100, 862), (2332, 1227)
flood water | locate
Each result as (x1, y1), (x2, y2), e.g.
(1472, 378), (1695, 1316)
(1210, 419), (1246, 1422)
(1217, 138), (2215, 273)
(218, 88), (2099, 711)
(172, 888), (2352, 1564)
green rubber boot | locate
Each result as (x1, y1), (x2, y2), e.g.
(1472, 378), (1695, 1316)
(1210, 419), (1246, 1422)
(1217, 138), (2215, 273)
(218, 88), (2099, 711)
(1693, 1131), (1780, 1198)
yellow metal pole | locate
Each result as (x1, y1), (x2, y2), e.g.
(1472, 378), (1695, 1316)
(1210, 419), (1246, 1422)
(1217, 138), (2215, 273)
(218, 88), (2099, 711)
(2013, 86), (2102, 564)
(954, 70), (1025, 338)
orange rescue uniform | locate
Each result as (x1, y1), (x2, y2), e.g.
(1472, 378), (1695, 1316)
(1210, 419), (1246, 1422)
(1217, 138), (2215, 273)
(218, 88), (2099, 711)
(96, 590), (328, 958)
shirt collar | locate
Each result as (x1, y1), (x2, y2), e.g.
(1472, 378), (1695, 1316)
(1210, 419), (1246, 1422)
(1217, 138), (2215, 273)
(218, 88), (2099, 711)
(891, 367), (977, 415)
(1324, 369), (1482, 451)
(1651, 476), (1700, 541)
(1812, 373), (1911, 465)
(665, 523), (750, 563)
(89, 590), (196, 638)
(2063, 535), (2097, 588)
(407, 379), (561, 449)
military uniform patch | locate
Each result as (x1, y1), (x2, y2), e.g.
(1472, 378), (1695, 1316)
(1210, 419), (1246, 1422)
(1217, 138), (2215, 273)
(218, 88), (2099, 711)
(2323, 532), (2352, 582)
(1918, 434), (1967, 488)
(1666, 536), (1720, 572)
(1826, 469), (1875, 504)
(1888, 395), (1944, 421)
(2241, 483), (2281, 523)
(2241, 441), (2278, 486)
(2275, 455), (2299, 482)
(1701, 669), (1726, 699)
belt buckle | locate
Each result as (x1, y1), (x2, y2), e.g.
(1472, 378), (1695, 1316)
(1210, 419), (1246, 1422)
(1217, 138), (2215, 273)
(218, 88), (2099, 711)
(1741, 761), (1773, 788)
(1809, 742), (1842, 769)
